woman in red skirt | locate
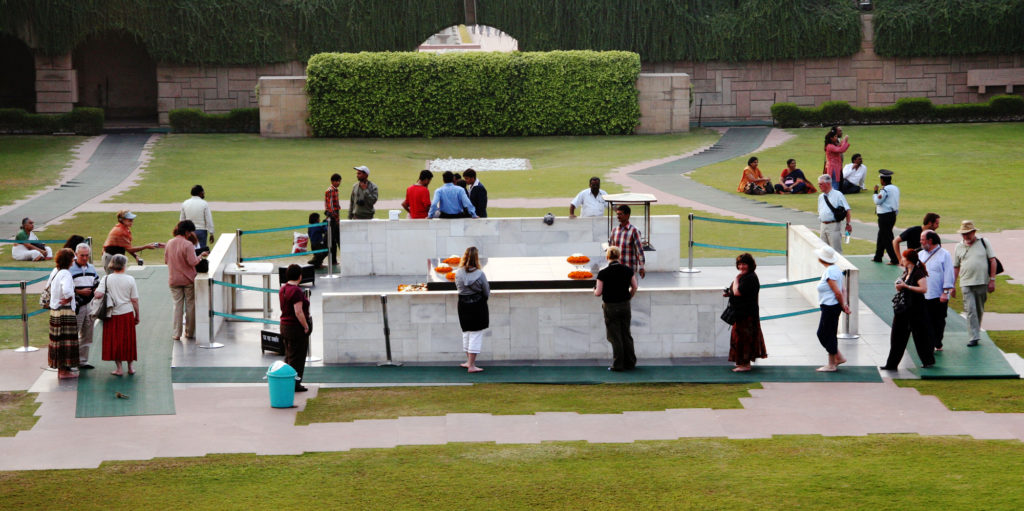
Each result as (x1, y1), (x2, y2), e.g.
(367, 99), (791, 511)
(94, 254), (140, 376)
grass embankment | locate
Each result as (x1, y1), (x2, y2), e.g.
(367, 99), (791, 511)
(0, 135), (86, 208)
(689, 123), (1024, 234)
(895, 379), (1024, 413)
(1, 436), (1022, 509)
(297, 383), (760, 424)
(0, 391), (40, 436)
(110, 131), (721, 203)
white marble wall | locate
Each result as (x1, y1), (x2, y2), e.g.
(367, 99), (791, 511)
(786, 225), (860, 334)
(338, 215), (680, 276)
(195, 232), (239, 343)
(321, 287), (730, 363)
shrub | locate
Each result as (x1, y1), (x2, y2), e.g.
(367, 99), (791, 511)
(306, 51), (641, 137)
(771, 95), (1024, 127)
(169, 108), (259, 133)
(0, 107), (103, 134)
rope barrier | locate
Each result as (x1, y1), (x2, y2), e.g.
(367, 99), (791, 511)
(761, 277), (819, 288)
(241, 248), (327, 262)
(210, 279), (278, 294)
(212, 310), (280, 325)
(239, 221), (327, 236)
(691, 216), (787, 228)
(691, 242), (786, 255)
(0, 308), (47, 321)
(760, 307), (819, 321)
(0, 239), (67, 244)
(0, 266), (52, 272)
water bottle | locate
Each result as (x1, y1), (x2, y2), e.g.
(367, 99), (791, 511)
(845, 231), (850, 244)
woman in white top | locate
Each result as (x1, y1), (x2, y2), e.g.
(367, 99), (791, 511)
(94, 254), (140, 376)
(814, 246), (850, 372)
(47, 248), (78, 379)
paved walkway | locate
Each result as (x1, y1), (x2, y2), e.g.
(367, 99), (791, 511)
(2, 127), (1023, 471)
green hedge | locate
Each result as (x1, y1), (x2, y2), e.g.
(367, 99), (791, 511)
(0, 107), (104, 134)
(306, 51), (640, 137)
(873, 0), (1024, 57)
(168, 108), (259, 133)
(771, 95), (1024, 127)
(479, 0), (862, 62)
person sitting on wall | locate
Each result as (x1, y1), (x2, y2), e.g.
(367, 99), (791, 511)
(775, 159), (815, 194)
(737, 157), (774, 195)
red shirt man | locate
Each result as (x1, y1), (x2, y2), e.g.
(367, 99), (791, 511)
(402, 169), (433, 219)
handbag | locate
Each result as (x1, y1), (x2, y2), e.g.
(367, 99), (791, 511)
(822, 193), (846, 224)
(39, 272), (54, 309)
(89, 276), (113, 321)
(720, 305), (737, 325)
(979, 238), (1004, 275)
(892, 290), (910, 314)
(195, 258), (209, 273)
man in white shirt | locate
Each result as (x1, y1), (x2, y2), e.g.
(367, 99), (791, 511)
(816, 174), (852, 253)
(919, 230), (954, 351)
(839, 153), (867, 194)
(569, 177), (607, 218)
(180, 185), (214, 250)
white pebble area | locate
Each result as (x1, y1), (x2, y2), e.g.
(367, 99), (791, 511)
(427, 157), (532, 172)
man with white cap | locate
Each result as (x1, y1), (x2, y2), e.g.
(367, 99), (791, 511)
(348, 165), (378, 220)
(816, 174), (852, 253)
(952, 220), (998, 347)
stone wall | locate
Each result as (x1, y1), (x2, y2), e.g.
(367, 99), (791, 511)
(337, 216), (680, 276)
(257, 76), (311, 137)
(35, 54), (76, 113)
(156, 61), (305, 124)
(645, 14), (1024, 122)
(786, 225), (860, 335)
(321, 286), (730, 363)
(636, 73), (690, 134)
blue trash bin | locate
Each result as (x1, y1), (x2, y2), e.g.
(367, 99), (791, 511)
(267, 361), (298, 408)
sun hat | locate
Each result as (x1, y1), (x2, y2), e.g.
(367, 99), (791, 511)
(815, 245), (839, 264)
(117, 210), (137, 221)
(956, 220), (977, 234)
(354, 165), (370, 175)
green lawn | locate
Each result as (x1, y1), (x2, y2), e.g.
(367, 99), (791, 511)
(0, 391), (39, 436)
(0, 294), (50, 350)
(990, 330), (1024, 356)
(0, 135), (86, 208)
(895, 379), (1024, 413)
(946, 275), (1024, 314)
(1, 436), (1022, 509)
(689, 123), (1024, 234)
(108, 131), (720, 203)
(298, 383), (760, 424)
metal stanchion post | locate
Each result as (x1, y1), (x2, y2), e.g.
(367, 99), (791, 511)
(785, 222), (791, 281)
(304, 288), (321, 363)
(235, 229), (243, 268)
(838, 270), (859, 340)
(201, 279), (224, 349)
(377, 294), (401, 367)
(680, 213), (700, 273)
(320, 221), (339, 280)
(14, 281), (38, 353)
(86, 236), (93, 264)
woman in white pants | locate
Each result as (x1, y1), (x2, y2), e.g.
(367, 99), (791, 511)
(455, 246), (489, 373)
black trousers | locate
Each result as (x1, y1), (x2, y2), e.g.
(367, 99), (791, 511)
(602, 301), (636, 370)
(328, 217), (340, 265)
(885, 307), (935, 367)
(874, 211), (898, 263)
(925, 297), (948, 349)
(817, 303), (842, 355)
(281, 323), (308, 387)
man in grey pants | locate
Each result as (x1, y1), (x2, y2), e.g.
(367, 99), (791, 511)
(952, 220), (998, 347)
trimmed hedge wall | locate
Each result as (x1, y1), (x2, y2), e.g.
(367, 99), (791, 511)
(168, 108), (259, 133)
(874, 0), (1024, 58)
(770, 96), (1024, 128)
(0, 107), (104, 135)
(306, 51), (641, 137)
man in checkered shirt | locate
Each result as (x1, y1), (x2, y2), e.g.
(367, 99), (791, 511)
(609, 204), (645, 279)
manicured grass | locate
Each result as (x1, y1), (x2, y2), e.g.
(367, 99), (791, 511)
(109, 131), (720, 203)
(989, 330), (1024, 356)
(895, 379), (1024, 413)
(0, 294), (49, 350)
(297, 383), (760, 424)
(0, 391), (40, 436)
(946, 275), (1024, 314)
(689, 123), (1024, 233)
(0, 135), (86, 208)
(1, 436), (1023, 509)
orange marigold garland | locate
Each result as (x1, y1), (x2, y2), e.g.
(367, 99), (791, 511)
(445, 272), (456, 281)
(568, 271), (593, 280)
(443, 256), (462, 265)
(566, 254), (590, 265)
(434, 265), (452, 274)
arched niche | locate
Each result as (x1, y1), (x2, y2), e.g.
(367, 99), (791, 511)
(72, 31), (157, 120)
(417, 24), (518, 53)
(0, 33), (36, 111)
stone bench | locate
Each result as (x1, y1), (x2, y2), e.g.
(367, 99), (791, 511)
(967, 68), (1024, 94)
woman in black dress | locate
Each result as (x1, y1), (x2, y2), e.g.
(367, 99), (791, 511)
(881, 249), (935, 370)
(725, 253), (767, 372)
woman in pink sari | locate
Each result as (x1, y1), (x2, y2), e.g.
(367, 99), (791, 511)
(824, 127), (849, 184)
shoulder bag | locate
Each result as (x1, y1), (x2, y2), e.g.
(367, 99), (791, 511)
(979, 238), (1004, 275)
(39, 271), (54, 309)
(89, 275), (114, 321)
(822, 193), (846, 224)
(720, 283), (737, 325)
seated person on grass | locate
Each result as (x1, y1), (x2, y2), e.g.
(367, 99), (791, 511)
(737, 157), (774, 195)
(11, 217), (53, 261)
(775, 159), (815, 194)
(307, 213), (327, 269)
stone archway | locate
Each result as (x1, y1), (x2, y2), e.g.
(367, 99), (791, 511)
(72, 31), (157, 120)
(0, 33), (36, 111)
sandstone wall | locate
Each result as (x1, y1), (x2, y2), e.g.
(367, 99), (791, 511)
(156, 61), (305, 124)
